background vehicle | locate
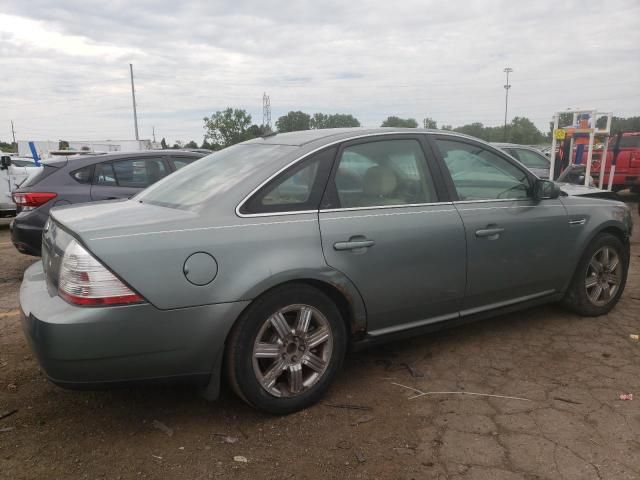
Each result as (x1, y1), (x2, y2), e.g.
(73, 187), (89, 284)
(1, 155), (42, 217)
(590, 132), (640, 192)
(492, 143), (550, 179)
(20, 128), (631, 414)
(10, 150), (204, 255)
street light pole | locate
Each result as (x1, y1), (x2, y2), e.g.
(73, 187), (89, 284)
(503, 67), (513, 141)
(130, 64), (140, 141)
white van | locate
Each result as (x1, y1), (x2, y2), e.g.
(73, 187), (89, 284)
(1, 154), (42, 217)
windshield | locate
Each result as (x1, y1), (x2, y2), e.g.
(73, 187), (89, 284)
(136, 143), (296, 210)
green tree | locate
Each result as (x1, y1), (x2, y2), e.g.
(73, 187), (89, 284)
(454, 122), (487, 139)
(422, 118), (437, 129)
(508, 117), (544, 144)
(276, 111), (311, 132)
(381, 116), (418, 128)
(440, 124), (453, 131)
(0, 141), (16, 152)
(310, 113), (361, 129)
(204, 108), (253, 147)
(184, 140), (198, 149)
(59, 140), (69, 150)
(160, 137), (168, 149)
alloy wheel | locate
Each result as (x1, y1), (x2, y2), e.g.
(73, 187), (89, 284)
(585, 246), (622, 307)
(252, 304), (333, 397)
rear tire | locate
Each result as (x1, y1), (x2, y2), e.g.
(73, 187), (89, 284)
(563, 233), (628, 316)
(225, 284), (347, 414)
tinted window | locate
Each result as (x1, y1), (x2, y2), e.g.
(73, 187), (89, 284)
(509, 148), (549, 169)
(172, 157), (197, 170)
(113, 158), (168, 188)
(333, 139), (435, 208)
(94, 163), (117, 186)
(70, 165), (93, 184)
(137, 144), (297, 210)
(243, 147), (336, 214)
(618, 136), (640, 149)
(436, 139), (531, 201)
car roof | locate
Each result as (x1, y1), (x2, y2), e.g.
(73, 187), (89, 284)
(243, 127), (478, 147)
(42, 150), (204, 169)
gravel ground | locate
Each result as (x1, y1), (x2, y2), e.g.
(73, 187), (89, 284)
(0, 198), (639, 480)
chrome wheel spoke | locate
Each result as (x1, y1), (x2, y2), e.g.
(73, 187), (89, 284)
(585, 275), (599, 288)
(270, 312), (292, 340)
(588, 284), (603, 303)
(306, 327), (330, 349)
(261, 358), (286, 390)
(302, 352), (327, 373)
(589, 258), (602, 274)
(602, 284), (612, 301)
(601, 247), (610, 266)
(255, 342), (280, 358)
(606, 273), (620, 285)
(607, 254), (619, 271)
(288, 364), (303, 394)
(296, 306), (313, 335)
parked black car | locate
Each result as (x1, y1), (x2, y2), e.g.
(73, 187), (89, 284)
(10, 150), (205, 255)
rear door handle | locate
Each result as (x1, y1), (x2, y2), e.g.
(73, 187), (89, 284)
(334, 238), (375, 251)
(475, 227), (504, 239)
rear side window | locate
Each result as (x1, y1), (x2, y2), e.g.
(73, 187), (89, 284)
(70, 166), (93, 184)
(331, 139), (436, 208)
(242, 147), (336, 214)
(509, 148), (549, 169)
(113, 158), (168, 188)
(172, 157), (197, 170)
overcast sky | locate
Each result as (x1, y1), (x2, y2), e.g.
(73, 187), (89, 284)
(1, 0), (639, 144)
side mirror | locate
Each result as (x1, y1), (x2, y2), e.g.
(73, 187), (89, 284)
(0, 156), (11, 170)
(535, 179), (560, 200)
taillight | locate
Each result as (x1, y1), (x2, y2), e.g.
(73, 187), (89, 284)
(58, 239), (145, 306)
(12, 192), (57, 209)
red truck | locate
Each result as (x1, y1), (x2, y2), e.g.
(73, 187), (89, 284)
(590, 132), (640, 192)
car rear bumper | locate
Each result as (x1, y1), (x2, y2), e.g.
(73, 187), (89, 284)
(10, 217), (42, 256)
(20, 262), (249, 395)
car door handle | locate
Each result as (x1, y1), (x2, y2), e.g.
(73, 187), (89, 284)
(333, 239), (375, 251)
(475, 227), (504, 239)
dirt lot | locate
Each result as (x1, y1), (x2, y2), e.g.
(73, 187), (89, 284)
(1, 200), (639, 480)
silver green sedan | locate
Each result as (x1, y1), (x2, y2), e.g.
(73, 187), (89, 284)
(20, 128), (632, 413)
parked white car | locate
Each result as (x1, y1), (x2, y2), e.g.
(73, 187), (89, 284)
(1, 154), (42, 217)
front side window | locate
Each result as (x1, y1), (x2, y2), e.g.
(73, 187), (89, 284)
(242, 147), (336, 214)
(332, 139), (435, 208)
(172, 157), (197, 170)
(436, 139), (531, 201)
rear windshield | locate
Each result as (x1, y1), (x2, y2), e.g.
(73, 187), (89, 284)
(608, 136), (640, 149)
(136, 144), (296, 210)
(20, 165), (57, 188)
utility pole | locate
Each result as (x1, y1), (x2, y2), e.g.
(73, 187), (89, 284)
(152, 126), (156, 143)
(10, 120), (16, 146)
(129, 64), (140, 141)
(503, 67), (513, 141)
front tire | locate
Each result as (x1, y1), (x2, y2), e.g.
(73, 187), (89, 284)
(225, 284), (347, 414)
(563, 233), (628, 316)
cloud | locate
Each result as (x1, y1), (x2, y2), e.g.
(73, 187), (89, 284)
(1, 0), (639, 143)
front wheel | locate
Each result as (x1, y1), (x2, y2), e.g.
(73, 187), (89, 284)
(563, 233), (628, 316)
(225, 284), (347, 414)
